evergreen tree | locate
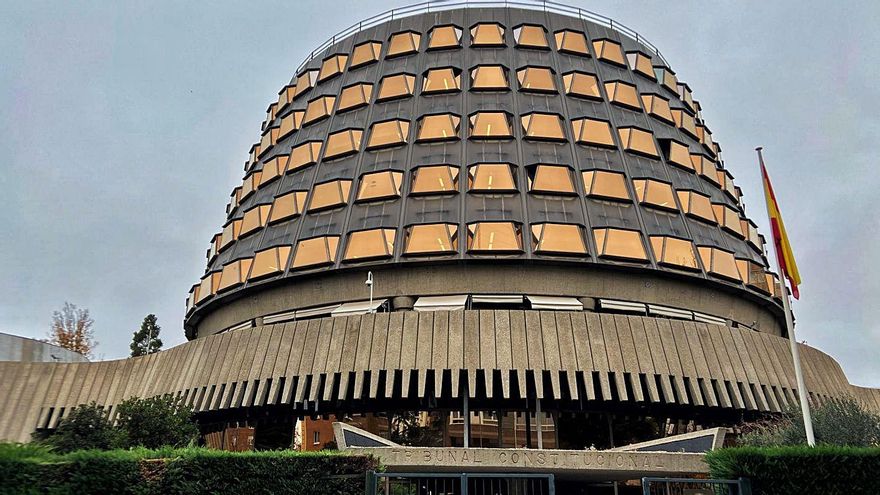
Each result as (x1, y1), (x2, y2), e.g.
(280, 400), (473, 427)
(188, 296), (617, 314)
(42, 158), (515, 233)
(130, 314), (162, 356)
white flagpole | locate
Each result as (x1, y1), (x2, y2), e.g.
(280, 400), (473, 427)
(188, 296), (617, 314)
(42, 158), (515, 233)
(757, 146), (816, 447)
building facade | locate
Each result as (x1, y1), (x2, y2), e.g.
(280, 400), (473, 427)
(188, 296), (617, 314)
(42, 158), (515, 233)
(1, 1), (878, 489)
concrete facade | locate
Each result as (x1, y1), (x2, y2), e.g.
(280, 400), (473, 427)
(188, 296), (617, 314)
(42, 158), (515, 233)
(353, 446), (709, 480)
(1, 311), (878, 443)
(0, 333), (88, 363)
(191, 264), (784, 338)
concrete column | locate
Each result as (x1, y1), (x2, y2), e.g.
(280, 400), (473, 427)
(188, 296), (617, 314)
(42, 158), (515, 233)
(536, 398), (543, 449)
(391, 296), (415, 311)
(579, 297), (597, 311)
(463, 393), (470, 448)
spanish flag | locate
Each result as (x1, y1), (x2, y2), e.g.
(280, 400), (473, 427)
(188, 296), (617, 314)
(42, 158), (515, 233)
(758, 148), (801, 299)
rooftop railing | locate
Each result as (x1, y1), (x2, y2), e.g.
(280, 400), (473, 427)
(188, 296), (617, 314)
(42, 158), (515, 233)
(294, 0), (669, 74)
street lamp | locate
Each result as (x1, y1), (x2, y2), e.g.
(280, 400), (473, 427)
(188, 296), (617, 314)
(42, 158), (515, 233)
(365, 272), (374, 313)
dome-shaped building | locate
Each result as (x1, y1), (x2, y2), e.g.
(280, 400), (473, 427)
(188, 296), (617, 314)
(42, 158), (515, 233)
(2, 2), (879, 487)
(186, 5), (780, 342)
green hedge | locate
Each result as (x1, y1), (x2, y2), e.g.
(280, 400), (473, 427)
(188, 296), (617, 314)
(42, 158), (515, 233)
(706, 446), (880, 495)
(0, 445), (378, 495)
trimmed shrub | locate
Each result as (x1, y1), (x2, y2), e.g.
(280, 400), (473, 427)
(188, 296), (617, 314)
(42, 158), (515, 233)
(0, 444), (378, 495)
(115, 395), (199, 449)
(706, 445), (880, 495)
(0, 443), (55, 495)
(43, 402), (124, 453)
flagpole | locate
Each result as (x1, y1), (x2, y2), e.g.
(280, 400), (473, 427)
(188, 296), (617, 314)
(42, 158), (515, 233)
(757, 146), (816, 447)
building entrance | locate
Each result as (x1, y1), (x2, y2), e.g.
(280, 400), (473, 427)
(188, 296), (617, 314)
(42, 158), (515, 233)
(369, 472), (555, 495)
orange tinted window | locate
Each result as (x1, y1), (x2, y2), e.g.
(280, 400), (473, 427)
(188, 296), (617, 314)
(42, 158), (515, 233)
(411, 165), (459, 195)
(698, 246), (741, 281)
(302, 95), (336, 125)
(572, 118), (615, 147)
(521, 113), (565, 141)
(217, 258), (253, 292)
(350, 41), (382, 68)
(468, 163), (516, 192)
(249, 246), (292, 280)
(387, 31), (421, 58)
(677, 190), (716, 223)
(428, 25), (462, 50)
(594, 228), (647, 261)
(592, 39), (626, 65)
(423, 67), (461, 94)
(404, 224), (458, 255)
(650, 236), (698, 270)
(240, 204), (271, 237)
(377, 73), (416, 101)
(665, 141), (693, 170)
(308, 180), (352, 212)
(356, 171), (403, 202)
(582, 170), (631, 201)
(288, 141), (322, 172)
(323, 129), (363, 160)
(471, 23), (505, 46)
(344, 229), (396, 261)
(633, 179), (677, 211)
(529, 165), (575, 194)
(627, 52), (655, 80)
(605, 81), (642, 110)
(514, 25), (548, 48)
(563, 72), (601, 100)
(269, 191), (307, 223)
(366, 119), (410, 150)
(292, 236), (339, 269)
(516, 67), (556, 93)
(554, 30), (589, 56)
(470, 65), (509, 91)
(618, 127), (659, 158)
(337, 83), (373, 113)
(469, 112), (513, 139)
(318, 54), (348, 82)
(467, 222), (522, 252)
(532, 223), (587, 255)
(278, 110), (304, 138)
(416, 114), (460, 142)
(641, 94), (674, 123)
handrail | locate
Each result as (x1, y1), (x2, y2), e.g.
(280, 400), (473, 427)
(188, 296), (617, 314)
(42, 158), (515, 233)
(294, 0), (669, 74)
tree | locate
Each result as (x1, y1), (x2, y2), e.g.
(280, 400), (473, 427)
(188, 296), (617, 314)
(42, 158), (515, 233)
(114, 395), (199, 449)
(44, 402), (122, 453)
(130, 314), (163, 357)
(740, 396), (880, 447)
(48, 302), (96, 358)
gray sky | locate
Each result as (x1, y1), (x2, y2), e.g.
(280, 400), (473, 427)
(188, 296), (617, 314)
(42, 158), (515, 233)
(2, 1), (879, 386)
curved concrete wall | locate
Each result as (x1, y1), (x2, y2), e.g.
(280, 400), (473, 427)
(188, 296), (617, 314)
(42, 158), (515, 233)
(0, 333), (88, 363)
(0, 311), (875, 442)
(192, 264), (784, 338)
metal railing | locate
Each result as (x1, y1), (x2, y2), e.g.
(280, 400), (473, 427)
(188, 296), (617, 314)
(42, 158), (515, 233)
(295, 0), (668, 74)
(642, 477), (752, 495)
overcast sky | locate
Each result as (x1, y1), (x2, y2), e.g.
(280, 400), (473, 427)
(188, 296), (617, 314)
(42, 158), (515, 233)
(2, 1), (878, 386)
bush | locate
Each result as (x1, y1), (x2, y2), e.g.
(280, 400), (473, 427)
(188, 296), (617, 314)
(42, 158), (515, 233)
(706, 445), (880, 495)
(0, 444), (378, 495)
(0, 443), (56, 495)
(44, 402), (124, 453)
(115, 395), (199, 449)
(740, 396), (880, 447)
